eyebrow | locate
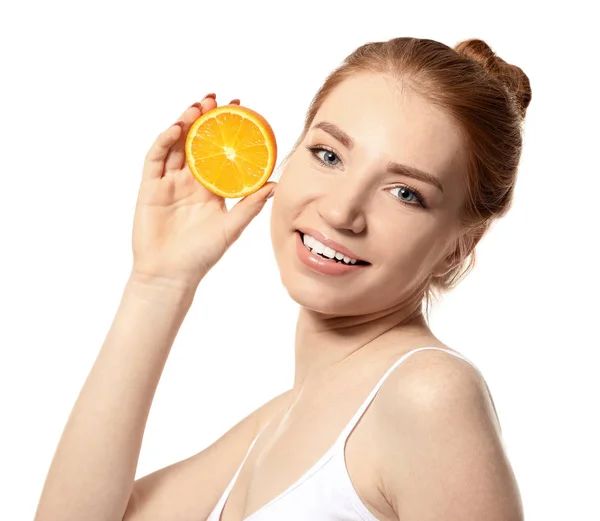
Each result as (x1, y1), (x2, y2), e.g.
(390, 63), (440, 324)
(313, 121), (355, 150)
(387, 162), (444, 194)
(312, 121), (444, 193)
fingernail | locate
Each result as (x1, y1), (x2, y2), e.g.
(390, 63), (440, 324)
(172, 120), (185, 128)
(189, 102), (203, 109)
(266, 186), (276, 199)
(203, 93), (217, 100)
(230, 99), (240, 105)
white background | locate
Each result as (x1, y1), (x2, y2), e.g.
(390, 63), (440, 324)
(1, 0), (598, 519)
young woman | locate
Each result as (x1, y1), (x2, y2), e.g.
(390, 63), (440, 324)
(35, 37), (530, 521)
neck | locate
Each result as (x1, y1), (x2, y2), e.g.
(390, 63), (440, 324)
(292, 298), (429, 394)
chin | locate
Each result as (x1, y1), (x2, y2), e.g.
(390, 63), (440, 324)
(276, 255), (383, 317)
(271, 230), (369, 316)
(280, 274), (368, 316)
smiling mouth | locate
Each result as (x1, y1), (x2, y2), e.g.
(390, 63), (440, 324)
(298, 232), (370, 266)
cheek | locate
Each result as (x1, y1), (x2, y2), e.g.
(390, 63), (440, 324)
(373, 215), (450, 273)
(272, 160), (318, 217)
(269, 165), (308, 245)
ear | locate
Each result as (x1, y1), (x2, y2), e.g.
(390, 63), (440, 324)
(432, 244), (462, 278)
(432, 251), (456, 279)
(432, 225), (485, 278)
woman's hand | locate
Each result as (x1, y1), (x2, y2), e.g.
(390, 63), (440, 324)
(131, 94), (276, 291)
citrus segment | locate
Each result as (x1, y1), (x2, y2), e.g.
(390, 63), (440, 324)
(217, 112), (243, 146)
(195, 155), (227, 184)
(185, 105), (277, 198)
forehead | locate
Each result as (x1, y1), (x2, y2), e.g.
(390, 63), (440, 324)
(311, 73), (468, 185)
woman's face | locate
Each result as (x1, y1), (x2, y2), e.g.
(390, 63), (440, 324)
(270, 73), (469, 316)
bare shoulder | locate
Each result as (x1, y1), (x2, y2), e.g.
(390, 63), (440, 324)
(372, 347), (523, 521)
(125, 389), (291, 521)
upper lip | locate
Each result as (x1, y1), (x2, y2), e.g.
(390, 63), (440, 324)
(297, 227), (368, 263)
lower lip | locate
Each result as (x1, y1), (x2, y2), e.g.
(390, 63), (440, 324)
(295, 232), (367, 276)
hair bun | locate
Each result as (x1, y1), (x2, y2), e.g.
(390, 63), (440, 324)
(455, 39), (532, 118)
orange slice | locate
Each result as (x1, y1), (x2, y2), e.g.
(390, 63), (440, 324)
(185, 104), (277, 198)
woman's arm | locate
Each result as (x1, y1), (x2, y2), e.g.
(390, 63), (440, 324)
(33, 275), (195, 521)
(34, 93), (276, 521)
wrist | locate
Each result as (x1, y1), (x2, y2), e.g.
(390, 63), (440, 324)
(127, 269), (199, 304)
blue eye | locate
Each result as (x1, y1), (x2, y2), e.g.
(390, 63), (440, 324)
(307, 145), (341, 167)
(389, 185), (426, 207)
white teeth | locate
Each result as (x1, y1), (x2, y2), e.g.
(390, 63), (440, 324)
(301, 233), (360, 265)
(322, 246), (336, 259)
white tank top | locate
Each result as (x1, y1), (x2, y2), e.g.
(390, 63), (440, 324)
(206, 347), (495, 521)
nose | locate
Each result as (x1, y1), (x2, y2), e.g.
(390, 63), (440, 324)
(316, 185), (367, 234)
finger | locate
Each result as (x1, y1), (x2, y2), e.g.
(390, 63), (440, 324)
(223, 182), (276, 244)
(165, 94), (218, 172)
(143, 122), (184, 181)
(200, 94), (218, 113)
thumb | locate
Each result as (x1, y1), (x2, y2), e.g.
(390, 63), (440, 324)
(223, 182), (276, 243)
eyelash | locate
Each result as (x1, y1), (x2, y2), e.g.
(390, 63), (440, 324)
(305, 144), (427, 208)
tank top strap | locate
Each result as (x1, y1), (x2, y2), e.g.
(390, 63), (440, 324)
(333, 346), (481, 449)
(211, 430), (262, 517)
